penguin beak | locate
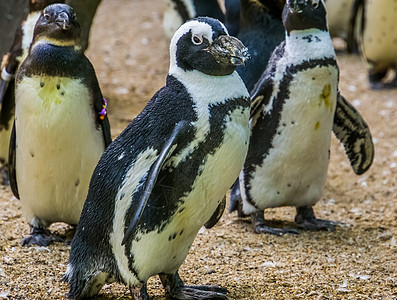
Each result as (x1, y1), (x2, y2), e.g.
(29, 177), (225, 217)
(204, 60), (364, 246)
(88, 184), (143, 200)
(55, 12), (71, 30)
(208, 35), (250, 67)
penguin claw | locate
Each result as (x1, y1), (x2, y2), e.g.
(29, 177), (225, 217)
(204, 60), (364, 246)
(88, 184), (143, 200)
(21, 227), (63, 246)
(168, 285), (228, 300)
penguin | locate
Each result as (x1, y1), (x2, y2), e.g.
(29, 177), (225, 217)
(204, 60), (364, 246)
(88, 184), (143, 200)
(64, 17), (250, 300)
(162, 0), (225, 40)
(9, 3), (111, 246)
(324, 0), (358, 52)
(236, 0), (285, 92)
(0, 0), (63, 184)
(230, 0), (374, 235)
(224, 0), (240, 37)
(349, 0), (397, 89)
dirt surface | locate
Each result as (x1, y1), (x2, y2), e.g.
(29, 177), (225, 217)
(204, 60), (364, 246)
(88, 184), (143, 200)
(0, 0), (396, 299)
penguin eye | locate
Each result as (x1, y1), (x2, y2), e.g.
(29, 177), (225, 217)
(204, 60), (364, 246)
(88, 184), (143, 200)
(312, 0), (320, 8)
(72, 13), (77, 21)
(43, 13), (51, 21)
(192, 34), (203, 45)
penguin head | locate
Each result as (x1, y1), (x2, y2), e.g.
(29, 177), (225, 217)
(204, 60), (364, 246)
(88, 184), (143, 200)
(282, 0), (327, 35)
(29, 0), (65, 13)
(32, 4), (81, 46)
(169, 17), (250, 76)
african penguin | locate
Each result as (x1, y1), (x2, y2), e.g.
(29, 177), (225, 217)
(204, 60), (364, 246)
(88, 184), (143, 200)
(349, 0), (397, 89)
(236, 0), (285, 92)
(162, 0), (225, 40)
(10, 3), (111, 246)
(324, 0), (358, 52)
(0, 0), (62, 184)
(231, 0), (374, 235)
(64, 17), (250, 300)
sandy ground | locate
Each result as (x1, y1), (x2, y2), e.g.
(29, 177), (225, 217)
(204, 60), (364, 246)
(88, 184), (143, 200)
(0, 0), (396, 299)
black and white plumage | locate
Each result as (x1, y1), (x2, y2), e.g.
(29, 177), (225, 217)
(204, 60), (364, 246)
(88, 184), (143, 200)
(163, 0), (225, 40)
(349, 0), (397, 89)
(65, 17), (250, 300)
(0, 0), (62, 184)
(231, 0), (374, 235)
(10, 3), (111, 246)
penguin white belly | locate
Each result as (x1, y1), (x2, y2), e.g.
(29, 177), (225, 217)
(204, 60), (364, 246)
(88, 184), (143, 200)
(362, 0), (397, 70)
(111, 107), (250, 286)
(15, 76), (105, 227)
(245, 66), (338, 212)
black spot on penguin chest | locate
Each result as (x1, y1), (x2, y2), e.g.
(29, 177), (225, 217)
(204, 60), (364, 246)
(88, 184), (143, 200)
(128, 97), (249, 237)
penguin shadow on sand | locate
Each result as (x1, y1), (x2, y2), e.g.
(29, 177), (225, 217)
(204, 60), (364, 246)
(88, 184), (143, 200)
(229, 0), (374, 236)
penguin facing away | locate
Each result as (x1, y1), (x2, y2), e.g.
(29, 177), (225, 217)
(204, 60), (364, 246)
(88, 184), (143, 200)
(64, 17), (250, 300)
(231, 0), (374, 235)
(162, 0), (225, 40)
(10, 3), (111, 246)
(0, 0), (63, 184)
(349, 0), (397, 89)
(236, 0), (285, 92)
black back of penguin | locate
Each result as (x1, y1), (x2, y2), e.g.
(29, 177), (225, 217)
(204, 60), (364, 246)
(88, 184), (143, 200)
(236, 0), (285, 92)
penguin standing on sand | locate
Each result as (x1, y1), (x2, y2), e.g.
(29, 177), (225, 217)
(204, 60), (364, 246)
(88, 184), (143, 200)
(65, 17), (250, 300)
(10, 3), (111, 246)
(231, 0), (374, 235)
(349, 0), (397, 89)
(0, 0), (62, 184)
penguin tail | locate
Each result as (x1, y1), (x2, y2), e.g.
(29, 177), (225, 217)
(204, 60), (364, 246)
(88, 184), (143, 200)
(63, 262), (114, 299)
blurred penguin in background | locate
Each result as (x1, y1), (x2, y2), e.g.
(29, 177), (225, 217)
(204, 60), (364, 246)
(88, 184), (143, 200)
(163, 0), (225, 39)
(349, 0), (397, 89)
(324, 0), (359, 53)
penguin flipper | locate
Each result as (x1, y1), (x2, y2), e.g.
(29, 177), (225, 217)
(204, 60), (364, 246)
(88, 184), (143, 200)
(250, 74), (273, 121)
(204, 195), (226, 229)
(121, 120), (191, 245)
(8, 120), (19, 199)
(333, 93), (374, 175)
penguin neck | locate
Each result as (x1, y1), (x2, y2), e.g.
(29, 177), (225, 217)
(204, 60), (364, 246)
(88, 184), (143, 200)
(167, 68), (249, 105)
(285, 29), (336, 61)
(23, 41), (82, 77)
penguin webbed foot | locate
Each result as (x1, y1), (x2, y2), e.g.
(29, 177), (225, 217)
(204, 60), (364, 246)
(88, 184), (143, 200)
(159, 272), (227, 300)
(368, 70), (388, 90)
(251, 211), (299, 236)
(22, 226), (63, 246)
(295, 206), (343, 232)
